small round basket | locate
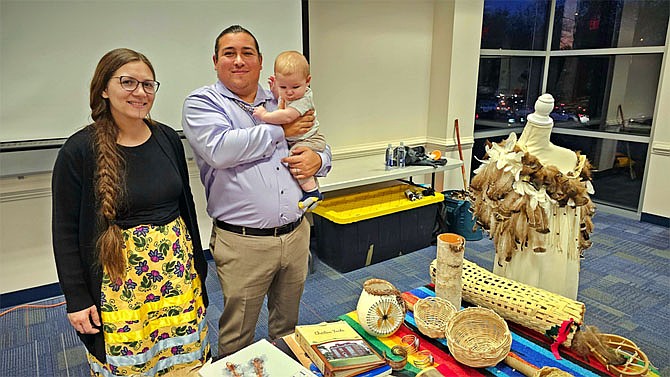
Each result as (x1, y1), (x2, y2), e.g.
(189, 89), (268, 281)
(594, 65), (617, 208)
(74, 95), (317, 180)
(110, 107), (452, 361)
(413, 297), (456, 338)
(445, 306), (512, 368)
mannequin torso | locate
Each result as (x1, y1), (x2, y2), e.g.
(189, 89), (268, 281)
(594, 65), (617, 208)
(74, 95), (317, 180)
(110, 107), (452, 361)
(517, 121), (577, 174)
(517, 93), (577, 174)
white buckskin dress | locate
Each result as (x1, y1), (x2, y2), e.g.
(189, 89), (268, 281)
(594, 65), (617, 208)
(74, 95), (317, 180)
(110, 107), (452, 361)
(469, 94), (595, 300)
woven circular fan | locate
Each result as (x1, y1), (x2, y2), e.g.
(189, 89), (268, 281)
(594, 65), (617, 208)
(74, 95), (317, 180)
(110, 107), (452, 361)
(356, 279), (406, 337)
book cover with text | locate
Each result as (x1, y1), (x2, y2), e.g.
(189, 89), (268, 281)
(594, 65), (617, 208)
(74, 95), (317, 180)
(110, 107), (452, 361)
(294, 321), (386, 377)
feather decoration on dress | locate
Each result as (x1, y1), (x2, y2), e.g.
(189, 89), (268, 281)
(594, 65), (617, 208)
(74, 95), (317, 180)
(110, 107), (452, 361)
(469, 133), (595, 264)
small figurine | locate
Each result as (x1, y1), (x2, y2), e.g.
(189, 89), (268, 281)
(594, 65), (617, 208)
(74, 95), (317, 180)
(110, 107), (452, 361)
(225, 362), (243, 377)
(250, 356), (268, 377)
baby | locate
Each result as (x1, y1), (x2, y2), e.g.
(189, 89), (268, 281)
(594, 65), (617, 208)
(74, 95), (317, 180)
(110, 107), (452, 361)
(254, 50), (326, 211)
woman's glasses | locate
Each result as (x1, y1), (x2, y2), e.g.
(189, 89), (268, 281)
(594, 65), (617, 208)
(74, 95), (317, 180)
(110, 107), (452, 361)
(113, 76), (160, 94)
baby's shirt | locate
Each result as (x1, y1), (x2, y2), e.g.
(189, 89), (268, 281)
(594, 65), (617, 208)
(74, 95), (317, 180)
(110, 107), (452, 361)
(285, 87), (319, 142)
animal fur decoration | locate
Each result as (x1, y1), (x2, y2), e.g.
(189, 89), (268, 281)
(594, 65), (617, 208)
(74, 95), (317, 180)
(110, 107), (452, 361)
(470, 133), (595, 265)
(571, 325), (626, 366)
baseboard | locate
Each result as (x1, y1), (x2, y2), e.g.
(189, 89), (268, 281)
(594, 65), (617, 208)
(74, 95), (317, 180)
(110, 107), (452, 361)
(1, 249), (215, 309)
(0, 282), (63, 309)
(640, 212), (670, 227)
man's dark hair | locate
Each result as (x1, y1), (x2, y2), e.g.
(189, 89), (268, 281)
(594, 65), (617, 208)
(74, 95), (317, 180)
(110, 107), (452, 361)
(214, 25), (261, 58)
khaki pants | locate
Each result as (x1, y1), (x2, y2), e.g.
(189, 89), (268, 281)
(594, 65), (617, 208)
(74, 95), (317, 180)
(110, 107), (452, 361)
(211, 218), (310, 356)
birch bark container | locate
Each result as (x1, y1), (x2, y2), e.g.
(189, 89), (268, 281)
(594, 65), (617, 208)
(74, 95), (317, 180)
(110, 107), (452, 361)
(434, 233), (465, 309)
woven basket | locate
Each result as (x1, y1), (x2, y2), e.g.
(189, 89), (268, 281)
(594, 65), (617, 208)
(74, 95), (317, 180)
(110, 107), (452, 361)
(413, 297), (456, 338)
(445, 306), (512, 368)
(430, 258), (585, 346)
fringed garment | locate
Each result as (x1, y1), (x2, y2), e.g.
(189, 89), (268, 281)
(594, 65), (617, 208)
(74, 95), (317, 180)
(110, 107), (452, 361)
(469, 133), (595, 299)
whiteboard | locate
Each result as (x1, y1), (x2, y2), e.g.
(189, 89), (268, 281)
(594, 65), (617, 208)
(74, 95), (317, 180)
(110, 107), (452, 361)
(0, 0), (303, 144)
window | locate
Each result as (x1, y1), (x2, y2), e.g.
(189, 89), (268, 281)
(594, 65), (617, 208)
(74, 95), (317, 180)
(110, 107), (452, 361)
(552, 0), (669, 50)
(474, 0), (667, 212)
(547, 54), (662, 136)
(481, 0), (551, 50)
(546, 56), (609, 128)
(550, 133), (647, 210)
(476, 57), (544, 127)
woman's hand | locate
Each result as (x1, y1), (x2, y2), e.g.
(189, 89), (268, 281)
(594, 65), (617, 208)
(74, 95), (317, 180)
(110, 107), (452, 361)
(281, 110), (315, 138)
(283, 146), (322, 180)
(67, 305), (101, 334)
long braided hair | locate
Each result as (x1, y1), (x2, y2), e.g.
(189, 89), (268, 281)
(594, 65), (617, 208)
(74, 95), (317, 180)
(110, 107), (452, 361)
(88, 48), (156, 281)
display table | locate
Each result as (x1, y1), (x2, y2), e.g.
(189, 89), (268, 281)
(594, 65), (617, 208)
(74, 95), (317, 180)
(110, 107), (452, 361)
(338, 285), (660, 377)
(319, 154), (463, 193)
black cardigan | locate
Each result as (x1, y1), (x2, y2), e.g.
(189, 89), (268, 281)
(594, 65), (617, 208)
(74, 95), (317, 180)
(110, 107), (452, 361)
(51, 120), (208, 362)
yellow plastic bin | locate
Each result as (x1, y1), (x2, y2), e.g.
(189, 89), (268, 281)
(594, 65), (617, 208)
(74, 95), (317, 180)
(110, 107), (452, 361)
(312, 185), (443, 272)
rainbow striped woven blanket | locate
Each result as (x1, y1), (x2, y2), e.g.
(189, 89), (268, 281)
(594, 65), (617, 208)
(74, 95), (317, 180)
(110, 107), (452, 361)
(338, 286), (660, 377)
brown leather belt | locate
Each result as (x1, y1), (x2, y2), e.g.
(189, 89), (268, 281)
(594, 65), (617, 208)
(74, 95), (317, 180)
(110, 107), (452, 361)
(215, 217), (302, 237)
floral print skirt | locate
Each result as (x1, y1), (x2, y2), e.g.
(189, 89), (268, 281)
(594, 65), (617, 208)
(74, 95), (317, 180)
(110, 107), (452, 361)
(88, 216), (209, 376)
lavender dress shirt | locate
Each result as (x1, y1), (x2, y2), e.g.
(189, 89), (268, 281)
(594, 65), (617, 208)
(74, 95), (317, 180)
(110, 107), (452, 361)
(182, 81), (332, 228)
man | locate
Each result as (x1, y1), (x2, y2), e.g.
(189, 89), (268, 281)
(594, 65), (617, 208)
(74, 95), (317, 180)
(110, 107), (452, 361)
(182, 25), (331, 356)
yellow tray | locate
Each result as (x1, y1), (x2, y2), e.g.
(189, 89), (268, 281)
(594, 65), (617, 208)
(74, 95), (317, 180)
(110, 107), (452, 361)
(313, 185), (444, 224)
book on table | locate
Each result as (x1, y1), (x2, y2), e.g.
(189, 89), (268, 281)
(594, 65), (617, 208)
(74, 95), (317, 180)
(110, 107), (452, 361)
(294, 321), (387, 377)
(279, 334), (391, 377)
(279, 333), (316, 370)
(272, 333), (393, 377)
(197, 338), (316, 377)
(346, 363), (392, 377)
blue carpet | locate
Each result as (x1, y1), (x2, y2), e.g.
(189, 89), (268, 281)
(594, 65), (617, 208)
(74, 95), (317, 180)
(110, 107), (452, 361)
(0, 211), (668, 376)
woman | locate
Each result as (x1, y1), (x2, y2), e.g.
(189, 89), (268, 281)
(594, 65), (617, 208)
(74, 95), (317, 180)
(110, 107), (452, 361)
(52, 48), (209, 376)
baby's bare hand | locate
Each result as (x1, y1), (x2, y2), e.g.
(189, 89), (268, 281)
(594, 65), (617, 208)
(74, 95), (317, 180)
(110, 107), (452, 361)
(253, 106), (267, 119)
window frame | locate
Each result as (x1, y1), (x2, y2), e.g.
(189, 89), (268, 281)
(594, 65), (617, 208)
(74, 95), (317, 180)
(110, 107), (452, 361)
(474, 0), (668, 211)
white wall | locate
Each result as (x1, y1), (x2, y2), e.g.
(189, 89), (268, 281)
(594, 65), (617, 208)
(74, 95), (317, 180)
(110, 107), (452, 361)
(428, 0), (484, 189)
(641, 36), (670, 218)
(0, 175), (54, 293)
(309, 0), (435, 150)
(0, 145), (212, 295)
(309, 0), (483, 191)
(0, 0), (302, 143)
